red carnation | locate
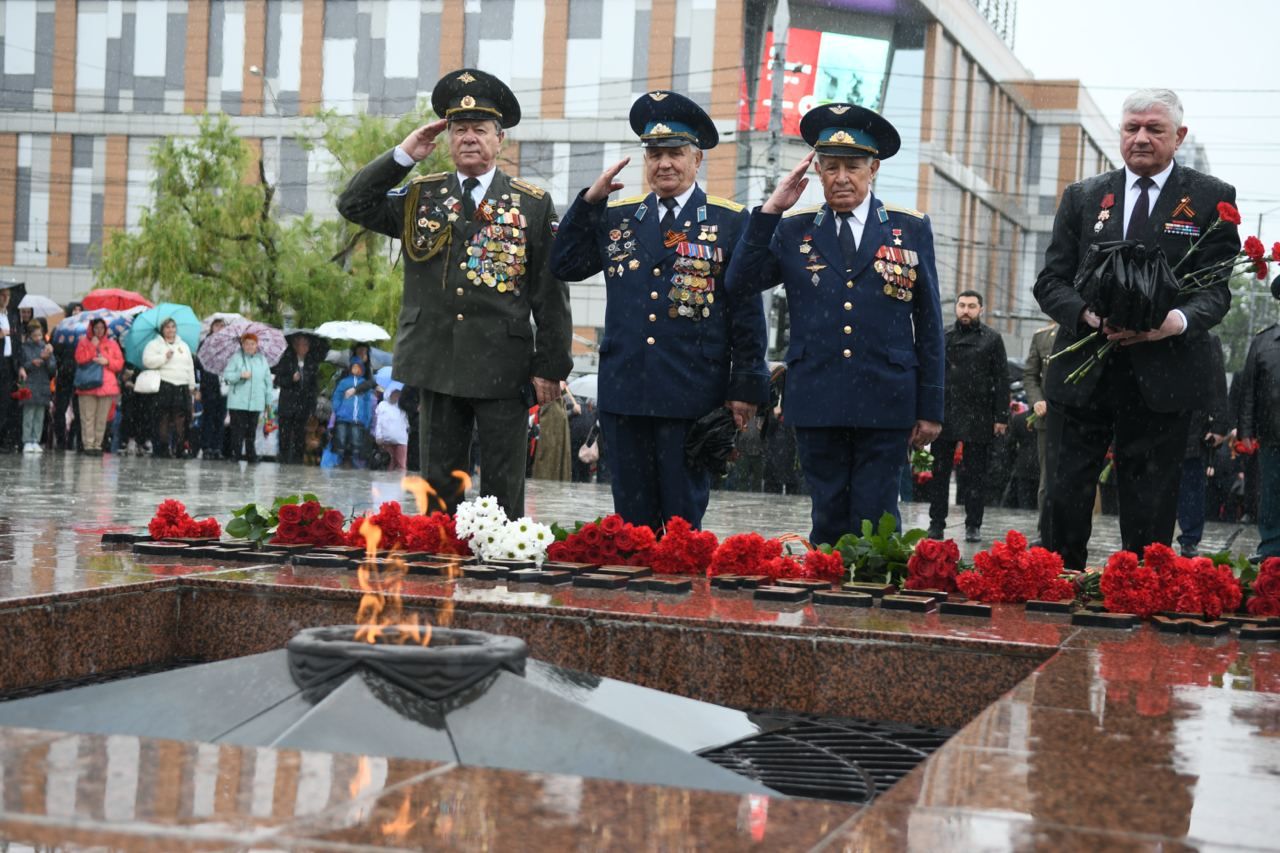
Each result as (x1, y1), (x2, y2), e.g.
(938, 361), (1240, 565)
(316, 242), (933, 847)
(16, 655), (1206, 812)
(1244, 235), (1266, 261)
(1217, 201), (1242, 225)
(1255, 260), (1270, 280)
(1272, 242), (1280, 263)
(800, 550), (845, 583)
(278, 504), (303, 524)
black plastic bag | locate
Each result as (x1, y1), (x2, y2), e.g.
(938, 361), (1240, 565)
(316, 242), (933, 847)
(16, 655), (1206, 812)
(1073, 239), (1180, 332)
(685, 407), (738, 476)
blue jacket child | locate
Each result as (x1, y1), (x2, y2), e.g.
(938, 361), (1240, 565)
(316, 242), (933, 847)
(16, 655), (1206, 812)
(331, 358), (374, 463)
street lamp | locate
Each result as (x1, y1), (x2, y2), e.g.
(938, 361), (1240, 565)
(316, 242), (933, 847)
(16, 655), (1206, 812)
(248, 65), (284, 185)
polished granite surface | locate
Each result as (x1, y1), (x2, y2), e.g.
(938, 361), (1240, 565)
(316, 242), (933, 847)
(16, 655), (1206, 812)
(0, 455), (1277, 850)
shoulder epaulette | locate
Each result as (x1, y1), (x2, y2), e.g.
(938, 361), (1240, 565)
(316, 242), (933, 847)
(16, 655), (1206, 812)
(705, 195), (745, 212)
(783, 205), (822, 219)
(884, 202), (925, 219)
(608, 194), (647, 208)
(509, 177), (546, 199)
(410, 172), (448, 183)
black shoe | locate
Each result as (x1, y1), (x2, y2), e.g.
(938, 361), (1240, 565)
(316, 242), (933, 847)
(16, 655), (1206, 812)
(1180, 544), (1200, 558)
(965, 526), (982, 543)
(926, 525), (944, 540)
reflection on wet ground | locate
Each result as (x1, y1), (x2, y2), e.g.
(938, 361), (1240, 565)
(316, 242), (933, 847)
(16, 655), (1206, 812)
(0, 454), (1261, 601)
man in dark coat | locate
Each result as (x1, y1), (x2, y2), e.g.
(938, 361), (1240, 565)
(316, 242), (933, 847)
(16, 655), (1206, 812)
(725, 104), (945, 546)
(1176, 334), (1230, 557)
(926, 290), (1008, 542)
(338, 68), (573, 516)
(1236, 278), (1280, 563)
(52, 301), (83, 451)
(551, 90), (768, 530)
(1006, 407), (1040, 509)
(274, 333), (323, 465)
(0, 283), (24, 453)
(1033, 89), (1238, 570)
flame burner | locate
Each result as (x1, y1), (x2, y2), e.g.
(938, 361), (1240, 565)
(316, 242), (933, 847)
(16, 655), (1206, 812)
(287, 626), (528, 702)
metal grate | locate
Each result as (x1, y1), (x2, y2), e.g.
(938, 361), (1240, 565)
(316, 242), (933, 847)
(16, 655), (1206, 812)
(0, 658), (207, 703)
(699, 711), (953, 803)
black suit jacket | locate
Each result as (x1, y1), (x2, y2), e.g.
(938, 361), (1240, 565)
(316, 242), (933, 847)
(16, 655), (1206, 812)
(1033, 163), (1237, 412)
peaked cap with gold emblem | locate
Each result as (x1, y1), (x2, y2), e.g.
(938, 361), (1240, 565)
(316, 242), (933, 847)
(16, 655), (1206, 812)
(629, 90), (719, 149)
(430, 68), (522, 129)
(799, 102), (900, 159)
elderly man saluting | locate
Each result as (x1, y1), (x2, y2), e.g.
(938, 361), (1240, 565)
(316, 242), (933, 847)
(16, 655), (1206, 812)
(725, 104), (945, 547)
(1033, 89), (1238, 571)
(551, 91), (769, 532)
(338, 69), (572, 517)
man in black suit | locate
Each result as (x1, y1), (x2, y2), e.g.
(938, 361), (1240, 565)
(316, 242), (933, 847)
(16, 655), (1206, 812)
(1033, 89), (1239, 570)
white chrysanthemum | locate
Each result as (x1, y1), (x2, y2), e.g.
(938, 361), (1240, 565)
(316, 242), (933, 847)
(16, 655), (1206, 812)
(500, 517), (553, 566)
(455, 495), (508, 551)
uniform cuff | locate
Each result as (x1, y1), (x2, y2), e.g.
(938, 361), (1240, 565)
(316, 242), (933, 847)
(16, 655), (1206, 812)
(1172, 308), (1189, 334)
(392, 146), (416, 167)
(727, 372), (770, 406)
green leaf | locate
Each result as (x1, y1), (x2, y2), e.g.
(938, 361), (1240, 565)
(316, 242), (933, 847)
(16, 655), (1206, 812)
(860, 518), (874, 538)
(903, 529), (928, 546)
(877, 512), (897, 539)
(302, 493), (320, 504)
(225, 518), (250, 538)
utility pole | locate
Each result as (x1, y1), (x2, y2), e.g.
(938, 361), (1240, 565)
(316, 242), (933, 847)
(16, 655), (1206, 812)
(764, 0), (789, 195)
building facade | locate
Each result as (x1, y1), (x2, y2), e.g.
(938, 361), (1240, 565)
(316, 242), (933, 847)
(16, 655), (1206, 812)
(0, 0), (1122, 359)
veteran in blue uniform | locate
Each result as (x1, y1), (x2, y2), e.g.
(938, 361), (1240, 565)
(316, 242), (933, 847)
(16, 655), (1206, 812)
(725, 104), (945, 546)
(550, 91), (769, 531)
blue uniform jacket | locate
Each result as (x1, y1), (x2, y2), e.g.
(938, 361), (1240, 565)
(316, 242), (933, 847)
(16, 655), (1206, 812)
(551, 186), (770, 419)
(725, 194), (944, 429)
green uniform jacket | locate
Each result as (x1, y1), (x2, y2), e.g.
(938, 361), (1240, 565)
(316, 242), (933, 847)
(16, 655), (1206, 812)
(1021, 324), (1057, 432)
(337, 150), (573, 399)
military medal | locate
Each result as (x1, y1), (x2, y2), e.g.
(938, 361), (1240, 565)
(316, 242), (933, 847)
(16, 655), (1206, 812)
(609, 229), (622, 241)
(628, 259), (640, 270)
(1172, 196), (1195, 219)
(1095, 192), (1115, 234)
(892, 228), (903, 247)
(799, 243), (812, 254)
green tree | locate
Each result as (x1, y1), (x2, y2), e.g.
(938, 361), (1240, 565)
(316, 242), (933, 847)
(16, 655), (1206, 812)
(95, 108), (461, 336)
(1217, 273), (1280, 374)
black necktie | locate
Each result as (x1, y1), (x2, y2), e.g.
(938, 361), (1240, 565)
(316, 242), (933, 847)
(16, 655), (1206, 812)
(461, 176), (480, 220)
(838, 213), (858, 268)
(659, 196), (678, 233)
(1126, 176), (1155, 240)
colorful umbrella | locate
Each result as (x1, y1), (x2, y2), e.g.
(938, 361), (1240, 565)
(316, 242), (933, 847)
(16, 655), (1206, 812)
(81, 288), (154, 312)
(313, 320), (390, 343)
(201, 312), (246, 338)
(197, 320), (287, 374)
(122, 302), (200, 367)
(18, 294), (62, 318)
(50, 308), (134, 348)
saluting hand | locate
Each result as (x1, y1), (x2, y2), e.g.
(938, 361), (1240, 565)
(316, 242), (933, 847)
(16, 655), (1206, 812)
(398, 118), (449, 162)
(584, 158), (631, 204)
(761, 152), (815, 215)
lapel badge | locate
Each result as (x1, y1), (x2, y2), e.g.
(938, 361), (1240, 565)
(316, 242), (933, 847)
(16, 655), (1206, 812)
(628, 259), (640, 271)
(697, 205), (708, 223)
(1095, 192), (1115, 233)
(635, 203), (647, 221)
(1172, 196), (1196, 219)
(811, 272), (821, 286)
(877, 205), (889, 224)
(814, 208), (826, 226)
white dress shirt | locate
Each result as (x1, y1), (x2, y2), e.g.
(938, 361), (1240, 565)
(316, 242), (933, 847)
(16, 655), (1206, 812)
(655, 183), (699, 222)
(1121, 160), (1187, 334)
(836, 192), (873, 250)
(1121, 160), (1174, 235)
(0, 312), (8, 358)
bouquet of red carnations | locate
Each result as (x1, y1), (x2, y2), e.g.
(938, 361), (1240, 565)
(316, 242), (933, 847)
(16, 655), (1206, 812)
(147, 499), (221, 540)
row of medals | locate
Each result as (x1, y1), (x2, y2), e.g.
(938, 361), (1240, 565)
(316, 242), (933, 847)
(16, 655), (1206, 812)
(459, 199), (528, 294)
(873, 246), (918, 302)
(604, 222), (720, 321)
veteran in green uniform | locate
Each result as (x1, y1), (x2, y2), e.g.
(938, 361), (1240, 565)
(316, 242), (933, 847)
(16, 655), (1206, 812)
(337, 69), (572, 517)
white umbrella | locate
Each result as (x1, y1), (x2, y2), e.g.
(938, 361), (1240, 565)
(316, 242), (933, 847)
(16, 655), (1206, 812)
(314, 320), (390, 343)
(567, 374), (598, 400)
(202, 311), (246, 337)
(18, 294), (62, 318)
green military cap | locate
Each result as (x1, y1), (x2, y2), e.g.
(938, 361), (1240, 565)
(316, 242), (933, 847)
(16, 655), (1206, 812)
(431, 68), (522, 129)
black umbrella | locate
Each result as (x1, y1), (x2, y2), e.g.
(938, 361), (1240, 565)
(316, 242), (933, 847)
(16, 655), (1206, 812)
(1073, 240), (1179, 333)
(685, 407), (739, 476)
(284, 328), (330, 364)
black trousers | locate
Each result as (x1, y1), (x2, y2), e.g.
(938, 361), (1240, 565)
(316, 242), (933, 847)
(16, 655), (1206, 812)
(228, 409), (260, 461)
(929, 439), (991, 529)
(1043, 349), (1189, 571)
(278, 409), (309, 464)
(53, 377), (80, 449)
(0, 359), (17, 450)
(419, 390), (528, 517)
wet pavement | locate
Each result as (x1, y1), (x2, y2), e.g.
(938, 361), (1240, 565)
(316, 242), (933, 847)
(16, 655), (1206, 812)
(0, 454), (1276, 850)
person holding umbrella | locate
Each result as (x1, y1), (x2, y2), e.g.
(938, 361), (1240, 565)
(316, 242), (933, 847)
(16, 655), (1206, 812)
(142, 318), (197, 458)
(74, 317), (124, 455)
(274, 331), (325, 464)
(197, 317), (229, 460)
(221, 333), (274, 463)
(0, 284), (23, 453)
